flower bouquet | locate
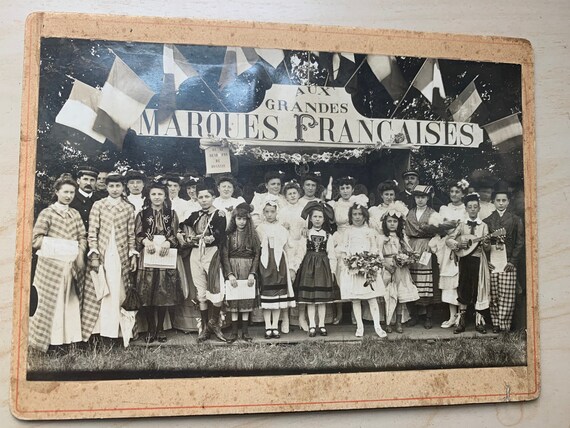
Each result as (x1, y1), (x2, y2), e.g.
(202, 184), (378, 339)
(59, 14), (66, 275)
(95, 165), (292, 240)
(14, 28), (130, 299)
(344, 251), (384, 290)
(395, 250), (419, 268)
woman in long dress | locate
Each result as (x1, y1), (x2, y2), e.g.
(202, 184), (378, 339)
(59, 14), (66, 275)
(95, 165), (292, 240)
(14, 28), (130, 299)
(82, 173), (137, 341)
(29, 176), (86, 352)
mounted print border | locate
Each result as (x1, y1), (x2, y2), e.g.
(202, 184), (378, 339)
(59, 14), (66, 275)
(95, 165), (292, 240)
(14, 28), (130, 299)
(11, 12), (538, 419)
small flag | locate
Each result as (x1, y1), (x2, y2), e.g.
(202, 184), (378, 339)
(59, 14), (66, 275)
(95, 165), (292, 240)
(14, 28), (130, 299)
(93, 56), (155, 149)
(55, 79), (106, 143)
(483, 113), (523, 150)
(254, 48), (285, 69)
(366, 55), (407, 100)
(163, 44), (199, 91)
(218, 47), (258, 89)
(412, 58), (446, 104)
(449, 80), (483, 122)
(158, 45), (199, 123)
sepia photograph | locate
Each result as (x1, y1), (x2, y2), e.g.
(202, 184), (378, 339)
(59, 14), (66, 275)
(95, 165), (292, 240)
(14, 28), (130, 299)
(11, 14), (538, 418)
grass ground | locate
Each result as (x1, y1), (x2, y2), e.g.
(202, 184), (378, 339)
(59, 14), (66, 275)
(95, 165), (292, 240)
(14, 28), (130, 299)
(27, 330), (527, 381)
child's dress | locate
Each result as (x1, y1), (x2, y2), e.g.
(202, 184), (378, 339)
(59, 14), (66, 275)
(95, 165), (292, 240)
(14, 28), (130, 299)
(221, 229), (261, 312)
(257, 222), (296, 309)
(381, 233), (420, 323)
(338, 224), (385, 300)
(294, 229), (339, 304)
(135, 207), (184, 308)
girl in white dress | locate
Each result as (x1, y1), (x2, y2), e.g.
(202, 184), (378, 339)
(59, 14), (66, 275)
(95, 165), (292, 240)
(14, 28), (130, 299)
(369, 180), (409, 235)
(338, 203), (387, 338)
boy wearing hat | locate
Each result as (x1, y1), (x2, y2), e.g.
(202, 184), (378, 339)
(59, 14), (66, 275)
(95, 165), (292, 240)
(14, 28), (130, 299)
(181, 183), (227, 342)
(483, 184), (524, 333)
(70, 165), (102, 229)
(449, 193), (491, 334)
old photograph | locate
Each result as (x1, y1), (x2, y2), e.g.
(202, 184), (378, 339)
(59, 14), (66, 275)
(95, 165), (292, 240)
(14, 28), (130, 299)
(26, 36), (528, 380)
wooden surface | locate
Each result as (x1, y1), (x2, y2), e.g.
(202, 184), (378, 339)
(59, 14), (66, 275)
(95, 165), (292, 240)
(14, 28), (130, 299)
(1, 0), (568, 426)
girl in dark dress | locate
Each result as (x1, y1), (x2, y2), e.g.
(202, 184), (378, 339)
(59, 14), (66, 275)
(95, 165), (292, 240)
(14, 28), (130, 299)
(221, 203), (260, 342)
(294, 201), (338, 337)
(135, 181), (183, 342)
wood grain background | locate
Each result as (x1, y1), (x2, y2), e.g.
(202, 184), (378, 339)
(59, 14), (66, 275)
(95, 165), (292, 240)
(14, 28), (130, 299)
(1, 0), (568, 426)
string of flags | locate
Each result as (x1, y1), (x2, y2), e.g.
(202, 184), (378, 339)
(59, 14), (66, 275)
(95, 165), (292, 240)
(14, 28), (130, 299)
(54, 45), (522, 152)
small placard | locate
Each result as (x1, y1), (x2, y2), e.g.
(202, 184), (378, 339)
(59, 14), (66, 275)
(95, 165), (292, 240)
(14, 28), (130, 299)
(224, 279), (256, 301)
(419, 251), (432, 266)
(205, 146), (231, 174)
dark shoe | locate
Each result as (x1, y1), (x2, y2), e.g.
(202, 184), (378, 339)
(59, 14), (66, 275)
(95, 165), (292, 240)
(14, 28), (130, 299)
(319, 327), (328, 336)
(265, 329), (272, 339)
(407, 316), (418, 327)
(454, 311), (466, 334)
(272, 329), (280, 339)
(207, 319), (227, 342)
(197, 326), (210, 342)
(227, 333), (238, 343)
(242, 332), (253, 342)
(395, 324), (403, 334)
(475, 324), (487, 334)
(145, 332), (156, 343)
(492, 326), (501, 334)
(386, 325), (393, 333)
(308, 327), (316, 337)
(424, 317), (433, 329)
(157, 331), (167, 343)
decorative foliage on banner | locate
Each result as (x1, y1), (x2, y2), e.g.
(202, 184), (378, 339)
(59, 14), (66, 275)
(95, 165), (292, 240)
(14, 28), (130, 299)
(200, 132), (418, 165)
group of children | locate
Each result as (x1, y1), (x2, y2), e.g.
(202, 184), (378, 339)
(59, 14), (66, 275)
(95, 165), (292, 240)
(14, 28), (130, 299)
(29, 167), (524, 352)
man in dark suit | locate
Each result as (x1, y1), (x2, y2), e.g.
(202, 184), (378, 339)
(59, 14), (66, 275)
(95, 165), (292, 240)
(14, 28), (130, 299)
(396, 169), (444, 211)
(69, 165), (102, 230)
(483, 183), (524, 333)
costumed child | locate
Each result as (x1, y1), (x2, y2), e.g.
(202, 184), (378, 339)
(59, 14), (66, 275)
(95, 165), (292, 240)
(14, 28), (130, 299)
(294, 201), (339, 337)
(338, 203), (387, 338)
(135, 181), (184, 343)
(448, 192), (491, 334)
(221, 203), (260, 342)
(181, 182), (227, 342)
(83, 173), (137, 342)
(29, 176), (86, 352)
(435, 179), (468, 329)
(256, 197), (296, 339)
(380, 208), (420, 334)
(369, 180), (408, 235)
(279, 180), (306, 332)
(330, 176), (369, 325)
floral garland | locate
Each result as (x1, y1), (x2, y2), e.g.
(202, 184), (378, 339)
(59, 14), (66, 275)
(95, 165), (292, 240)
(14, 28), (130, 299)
(201, 133), (419, 165)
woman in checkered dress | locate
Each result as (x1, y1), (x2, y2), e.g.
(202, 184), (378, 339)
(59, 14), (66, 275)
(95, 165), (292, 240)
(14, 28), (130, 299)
(29, 176), (87, 352)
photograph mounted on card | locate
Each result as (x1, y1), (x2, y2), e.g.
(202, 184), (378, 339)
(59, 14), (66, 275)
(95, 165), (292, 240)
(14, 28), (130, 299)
(11, 12), (537, 420)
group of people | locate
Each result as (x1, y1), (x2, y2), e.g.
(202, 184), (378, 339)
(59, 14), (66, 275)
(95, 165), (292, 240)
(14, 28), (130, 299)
(28, 164), (525, 352)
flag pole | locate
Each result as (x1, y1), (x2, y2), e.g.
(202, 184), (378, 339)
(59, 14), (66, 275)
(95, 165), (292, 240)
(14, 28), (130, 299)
(200, 77), (230, 112)
(343, 57), (367, 89)
(65, 74), (76, 82)
(389, 58), (429, 119)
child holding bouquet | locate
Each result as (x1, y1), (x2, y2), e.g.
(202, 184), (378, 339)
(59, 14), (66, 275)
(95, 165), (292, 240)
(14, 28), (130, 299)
(338, 203), (386, 338)
(380, 209), (419, 334)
